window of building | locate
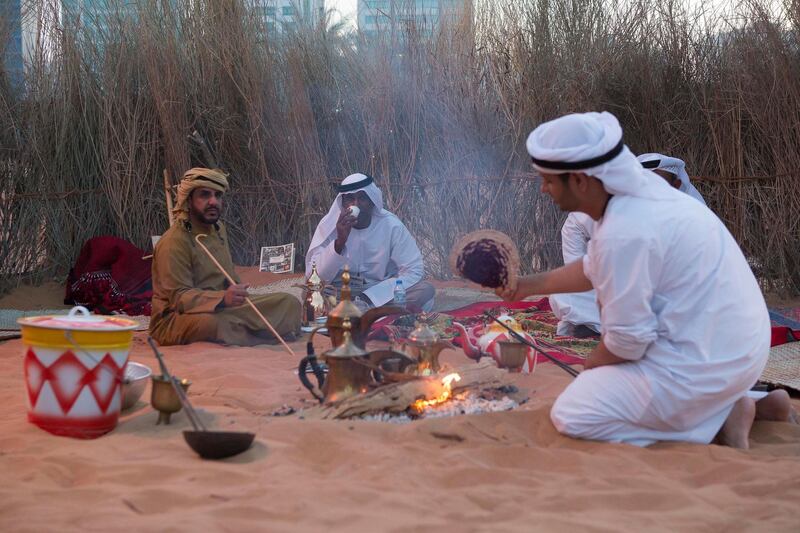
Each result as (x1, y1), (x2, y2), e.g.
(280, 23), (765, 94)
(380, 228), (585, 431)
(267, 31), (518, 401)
(264, 6), (276, 17)
(365, 0), (389, 9)
(282, 5), (294, 16)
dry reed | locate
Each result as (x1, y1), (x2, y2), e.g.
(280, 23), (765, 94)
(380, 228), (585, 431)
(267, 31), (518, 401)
(0, 0), (798, 295)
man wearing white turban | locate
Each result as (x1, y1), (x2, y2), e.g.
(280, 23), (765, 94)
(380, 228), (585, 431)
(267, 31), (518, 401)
(306, 173), (434, 311)
(498, 112), (795, 448)
(150, 168), (301, 346)
(549, 152), (706, 338)
(636, 153), (706, 205)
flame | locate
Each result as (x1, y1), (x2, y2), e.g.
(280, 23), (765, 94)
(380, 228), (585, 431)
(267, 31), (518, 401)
(412, 373), (462, 411)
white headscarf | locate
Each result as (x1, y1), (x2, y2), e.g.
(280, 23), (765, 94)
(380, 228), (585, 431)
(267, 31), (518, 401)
(307, 173), (389, 256)
(636, 153), (706, 205)
(526, 112), (676, 200)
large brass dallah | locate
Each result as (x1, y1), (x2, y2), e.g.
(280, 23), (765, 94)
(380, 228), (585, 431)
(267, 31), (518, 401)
(308, 266), (404, 349)
(298, 318), (410, 403)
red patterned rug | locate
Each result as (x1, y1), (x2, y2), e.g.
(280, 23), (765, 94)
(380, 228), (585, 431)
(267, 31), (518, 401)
(369, 298), (591, 369)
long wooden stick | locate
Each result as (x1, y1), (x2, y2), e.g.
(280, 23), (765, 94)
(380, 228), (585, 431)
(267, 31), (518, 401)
(163, 169), (175, 227)
(195, 234), (295, 357)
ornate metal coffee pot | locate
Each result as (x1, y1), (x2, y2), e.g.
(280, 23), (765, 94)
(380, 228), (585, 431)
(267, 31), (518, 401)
(301, 263), (333, 328)
(307, 266), (405, 350)
(299, 318), (413, 403)
(397, 315), (454, 375)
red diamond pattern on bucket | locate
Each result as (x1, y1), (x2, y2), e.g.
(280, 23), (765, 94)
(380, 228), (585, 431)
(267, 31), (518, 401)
(47, 350), (90, 414)
(85, 353), (122, 413)
(24, 348), (47, 408)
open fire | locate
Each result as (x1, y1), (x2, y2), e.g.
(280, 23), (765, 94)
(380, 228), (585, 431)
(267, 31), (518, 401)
(411, 373), (462, 412)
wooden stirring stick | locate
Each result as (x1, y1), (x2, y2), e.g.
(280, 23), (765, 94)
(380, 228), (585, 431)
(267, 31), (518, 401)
(195, 234), (296, 357)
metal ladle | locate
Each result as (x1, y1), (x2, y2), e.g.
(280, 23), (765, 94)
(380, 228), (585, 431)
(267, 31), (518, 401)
(147, 337), (255, 460)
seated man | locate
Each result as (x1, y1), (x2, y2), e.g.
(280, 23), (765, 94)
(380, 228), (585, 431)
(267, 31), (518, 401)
(499, 111), (795, 448)
(636, 152), (706, 205)
(549, 151), (707, 337)
(150, 168), (301, 346)
(548, 212), (600, 338)
(306, 173), (434, 312)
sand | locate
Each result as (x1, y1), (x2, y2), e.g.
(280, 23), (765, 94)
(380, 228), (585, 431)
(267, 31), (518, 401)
(1, 271), (799, 530)
(1, 330), (799, 532)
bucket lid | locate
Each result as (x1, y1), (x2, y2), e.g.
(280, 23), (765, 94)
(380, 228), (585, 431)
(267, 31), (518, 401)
(17, 306), (139, 332)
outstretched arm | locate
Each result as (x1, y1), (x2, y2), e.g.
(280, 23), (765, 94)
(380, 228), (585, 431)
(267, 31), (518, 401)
(496, 259), (592, 301)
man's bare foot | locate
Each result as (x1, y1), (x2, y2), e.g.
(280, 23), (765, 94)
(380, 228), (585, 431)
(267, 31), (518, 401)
(717, 397), (756, 449)
(755, 389), (799, 424)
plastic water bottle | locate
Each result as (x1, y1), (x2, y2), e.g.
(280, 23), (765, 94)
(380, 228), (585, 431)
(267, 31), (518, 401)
(393, 280), (407, 307)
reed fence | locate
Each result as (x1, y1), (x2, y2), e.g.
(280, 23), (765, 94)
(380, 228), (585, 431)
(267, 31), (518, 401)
(1, 0), (799, 295)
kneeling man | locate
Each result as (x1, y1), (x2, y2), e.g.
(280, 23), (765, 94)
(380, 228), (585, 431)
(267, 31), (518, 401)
(306, 173), (434, 311)
(150, 168), (301, 346)
(500, 112), (795, 448)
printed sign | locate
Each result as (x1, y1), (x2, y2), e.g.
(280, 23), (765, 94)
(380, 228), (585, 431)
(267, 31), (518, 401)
(259, 243), (295, 274)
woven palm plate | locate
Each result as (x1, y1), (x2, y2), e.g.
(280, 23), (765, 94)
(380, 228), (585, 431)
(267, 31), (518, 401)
(449, 230), (520, 292)
(760, 342), (800, 392)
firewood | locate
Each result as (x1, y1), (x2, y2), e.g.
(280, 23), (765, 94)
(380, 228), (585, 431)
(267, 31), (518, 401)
(300, 359), (509, 420)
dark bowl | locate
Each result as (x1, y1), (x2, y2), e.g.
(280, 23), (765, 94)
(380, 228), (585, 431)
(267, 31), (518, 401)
(182, 430), (255, 460)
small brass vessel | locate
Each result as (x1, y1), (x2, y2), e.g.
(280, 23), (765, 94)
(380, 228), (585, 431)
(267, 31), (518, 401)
(497, 340), (527, 372)
(402, 315), (453, 375)
(302, 263), (331, 327)
(151, 375), (191, 424)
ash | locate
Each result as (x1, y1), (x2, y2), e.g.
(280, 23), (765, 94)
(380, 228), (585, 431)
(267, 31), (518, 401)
(359, 393), (519, 424)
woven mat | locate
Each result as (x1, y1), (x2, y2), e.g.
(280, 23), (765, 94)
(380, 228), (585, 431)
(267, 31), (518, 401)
(760, 342), (800, 392)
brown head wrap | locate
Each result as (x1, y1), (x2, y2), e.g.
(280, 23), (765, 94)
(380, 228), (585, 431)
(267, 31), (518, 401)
(172, 167), (230, 222)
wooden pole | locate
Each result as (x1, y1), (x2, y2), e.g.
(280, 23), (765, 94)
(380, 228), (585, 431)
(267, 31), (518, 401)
(163, 168), (175, 227)
(195, 234), (296, 357)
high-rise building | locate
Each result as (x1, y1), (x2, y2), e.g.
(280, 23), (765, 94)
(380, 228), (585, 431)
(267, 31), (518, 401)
(254, 0), (325, 33)
(2, 0), (24, 88)
(358, 0), (470, 38)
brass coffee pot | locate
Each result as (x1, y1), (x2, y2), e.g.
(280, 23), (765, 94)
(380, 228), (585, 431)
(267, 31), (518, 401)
(398, 315), (453, 375)
(299, 318), (411, 403)
(307, 266), (405, 351)
(300, 263), (334, 327)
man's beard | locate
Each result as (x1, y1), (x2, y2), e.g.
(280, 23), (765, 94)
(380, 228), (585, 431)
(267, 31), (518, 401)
(195, 208), (220, 225)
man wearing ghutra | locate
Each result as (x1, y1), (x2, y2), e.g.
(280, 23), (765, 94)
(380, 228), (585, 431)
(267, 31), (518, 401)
(306, 173), (434, 311)
(150, 168), (301, 346)
(636, 153), (706, 205)
(549, 152), (706, 338)
(498, 112), (796, 448)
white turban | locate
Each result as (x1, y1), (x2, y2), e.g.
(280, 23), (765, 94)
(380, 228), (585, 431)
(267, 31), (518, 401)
(306, 173), (389, 271)
(636, 153), (706, 205)
(526, 112), (676, 200)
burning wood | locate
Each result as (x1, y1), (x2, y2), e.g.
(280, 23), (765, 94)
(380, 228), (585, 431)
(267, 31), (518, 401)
(300, 360), (516, 420)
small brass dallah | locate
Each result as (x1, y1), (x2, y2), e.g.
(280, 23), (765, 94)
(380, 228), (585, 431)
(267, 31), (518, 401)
(325, 266), (363, 347)
(402, 314), (453, 375)
(301, 263), (328, 327)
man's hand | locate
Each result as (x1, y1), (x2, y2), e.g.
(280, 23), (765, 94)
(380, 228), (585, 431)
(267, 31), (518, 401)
(334, 208), (358, 254)
(495, 276), (536, 301)
(223, 283), (249, 308)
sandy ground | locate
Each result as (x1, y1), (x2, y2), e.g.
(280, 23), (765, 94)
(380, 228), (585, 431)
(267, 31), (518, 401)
(1, 331), (799, 532)
(1, 270), (799, 531)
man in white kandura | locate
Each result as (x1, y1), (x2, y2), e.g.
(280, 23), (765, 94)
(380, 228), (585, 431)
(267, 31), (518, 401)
(306, 173), (435, 311)
(499, 111), (796, 448)
(636, 152), (706, 205)
(550, 152), (706, 338)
